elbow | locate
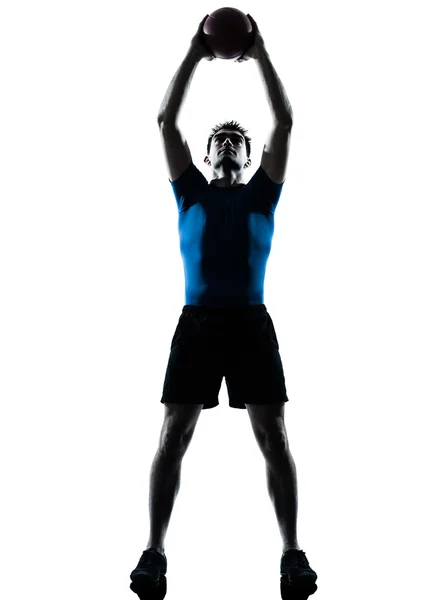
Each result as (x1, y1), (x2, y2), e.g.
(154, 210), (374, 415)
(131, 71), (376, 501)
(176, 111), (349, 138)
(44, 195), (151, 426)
(276, 118), (293, 130)
(157, 115), (177, 127)
(284, 114), (294, 128)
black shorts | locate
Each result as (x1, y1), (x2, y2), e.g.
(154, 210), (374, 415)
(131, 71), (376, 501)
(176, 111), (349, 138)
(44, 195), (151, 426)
(160, 304), (289, 410)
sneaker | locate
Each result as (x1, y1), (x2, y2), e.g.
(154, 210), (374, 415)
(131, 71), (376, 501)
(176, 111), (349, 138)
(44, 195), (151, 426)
(280, 549), (317, 594)
(130, 548), (167, 592)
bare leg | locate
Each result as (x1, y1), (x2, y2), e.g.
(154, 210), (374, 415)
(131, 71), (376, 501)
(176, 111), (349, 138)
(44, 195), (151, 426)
(146, 449), (183, 556)
(265, 450), (301, 553)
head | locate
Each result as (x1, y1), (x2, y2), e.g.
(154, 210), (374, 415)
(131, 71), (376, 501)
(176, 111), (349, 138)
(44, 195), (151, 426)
(204, 120), (252, 177)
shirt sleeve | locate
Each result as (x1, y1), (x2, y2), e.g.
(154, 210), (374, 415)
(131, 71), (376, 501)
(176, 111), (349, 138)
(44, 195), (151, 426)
(169, 161), (209, 212)
(247, 165), (284, 214)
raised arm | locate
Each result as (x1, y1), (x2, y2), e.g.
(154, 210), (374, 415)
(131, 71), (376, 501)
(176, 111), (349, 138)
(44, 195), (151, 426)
(236, 14), (294, 184)
(157, 16), (215, 181)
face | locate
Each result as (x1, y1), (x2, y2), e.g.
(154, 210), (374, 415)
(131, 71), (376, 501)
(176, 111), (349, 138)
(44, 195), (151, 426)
(208, 129), (248, 170)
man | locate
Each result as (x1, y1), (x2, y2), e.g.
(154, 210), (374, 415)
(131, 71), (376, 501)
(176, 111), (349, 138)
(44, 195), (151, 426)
(130, 14), (318, 599)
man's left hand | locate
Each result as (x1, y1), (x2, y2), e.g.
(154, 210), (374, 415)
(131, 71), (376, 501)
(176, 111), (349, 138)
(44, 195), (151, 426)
(235, 14), (266, 62)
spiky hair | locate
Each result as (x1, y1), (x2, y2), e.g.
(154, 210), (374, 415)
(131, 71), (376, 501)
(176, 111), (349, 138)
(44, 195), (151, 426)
(207, 120), (252, 158)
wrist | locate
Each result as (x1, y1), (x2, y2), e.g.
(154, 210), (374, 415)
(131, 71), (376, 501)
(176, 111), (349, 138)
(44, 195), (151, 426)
(188, 44), (205, 62)
(254, 44), (268, 60)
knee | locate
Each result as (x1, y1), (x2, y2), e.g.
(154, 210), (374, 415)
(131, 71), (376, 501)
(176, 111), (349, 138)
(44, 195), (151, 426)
(256, 429), (289, 460)
(159, 427), (192, 458)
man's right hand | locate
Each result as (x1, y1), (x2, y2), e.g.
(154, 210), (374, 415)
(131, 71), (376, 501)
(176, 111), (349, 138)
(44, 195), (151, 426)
(190, 15), (216, 61)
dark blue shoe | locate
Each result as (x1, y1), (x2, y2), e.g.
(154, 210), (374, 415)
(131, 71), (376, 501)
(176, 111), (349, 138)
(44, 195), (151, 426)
(280, 549), (318, 596)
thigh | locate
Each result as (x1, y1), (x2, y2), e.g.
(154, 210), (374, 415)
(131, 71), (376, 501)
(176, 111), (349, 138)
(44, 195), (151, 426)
(224, 312), (289, 409)
(160, 314), (224, 410)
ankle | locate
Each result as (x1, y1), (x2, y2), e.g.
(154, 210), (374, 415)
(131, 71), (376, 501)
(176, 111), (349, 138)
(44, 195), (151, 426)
(147, 546), (165, 556)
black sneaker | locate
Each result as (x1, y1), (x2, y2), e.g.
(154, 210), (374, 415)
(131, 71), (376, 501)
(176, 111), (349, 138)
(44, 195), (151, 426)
(130, 548), (167, 598)
(280, 549), (318, 595)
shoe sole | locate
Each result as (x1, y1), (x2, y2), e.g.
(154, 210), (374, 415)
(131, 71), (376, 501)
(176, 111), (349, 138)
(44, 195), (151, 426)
(130, 575), (167, 600)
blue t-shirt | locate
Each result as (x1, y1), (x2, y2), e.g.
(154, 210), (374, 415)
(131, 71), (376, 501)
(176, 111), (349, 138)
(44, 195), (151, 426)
(170, 161), (284, 307)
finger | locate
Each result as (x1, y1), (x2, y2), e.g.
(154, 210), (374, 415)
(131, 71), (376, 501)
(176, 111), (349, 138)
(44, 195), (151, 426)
(247, 14), (259, 34)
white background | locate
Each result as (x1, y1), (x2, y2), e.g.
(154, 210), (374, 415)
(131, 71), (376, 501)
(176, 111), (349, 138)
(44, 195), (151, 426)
(1, 1), (447, 599)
